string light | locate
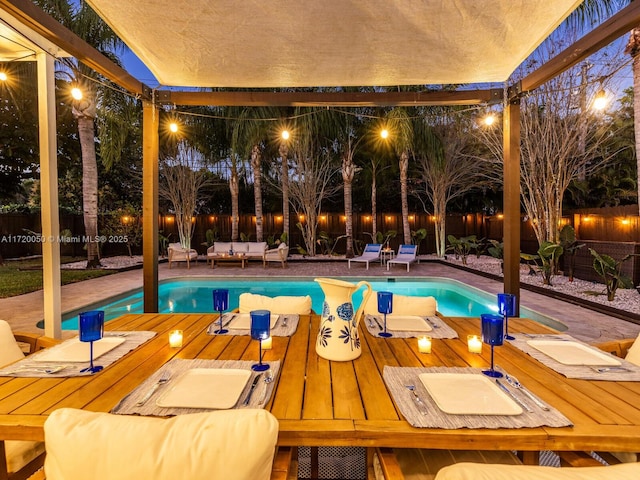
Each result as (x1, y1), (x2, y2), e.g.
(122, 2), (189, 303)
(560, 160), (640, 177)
(169, 122), (179, 133)
(592, 89), (607, 110)
(0, 72), (7, 82)
(380, 129), (389, 139)
(483, 113), (496, 126)
(281, 130), (290, 140)
(71, 87), (83, 100)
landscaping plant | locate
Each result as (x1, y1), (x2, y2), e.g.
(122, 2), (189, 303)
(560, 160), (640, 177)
(589, 248), (635, 301)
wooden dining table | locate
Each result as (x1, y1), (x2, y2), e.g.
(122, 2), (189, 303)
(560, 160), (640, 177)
(1, 312), (640, 459)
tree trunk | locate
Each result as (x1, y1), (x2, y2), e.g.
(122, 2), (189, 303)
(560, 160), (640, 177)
(279, 143), (290, 243)
(251, 144), (263, 242)
(230, 163), (239, 241)
(76, 113), (101, 268)
(371, 171), (377, 240)
(399, 150), (411, 244)
(625, 28), (640, 216)
(342, 153), (355, 258)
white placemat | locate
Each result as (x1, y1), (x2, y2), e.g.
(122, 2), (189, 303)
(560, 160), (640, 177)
(111, 358), (280, 416)
(0, 331), (157, 377)
(364, 315), (458, 339)
(383, 366), (572, 429)
(508, 334), (640, 381)
(207, 313), (299, 336)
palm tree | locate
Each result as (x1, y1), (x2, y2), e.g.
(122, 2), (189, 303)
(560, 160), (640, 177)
(36, 0), (125, 267)
(278, 138), (290, 243)
(385, 108), (413, 244)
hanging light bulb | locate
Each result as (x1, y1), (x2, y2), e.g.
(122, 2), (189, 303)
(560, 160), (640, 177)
(483, 113), (496, 126)
(71, 87), (83, 100)
(281, 130), (290, 140)
(593, 89), (607, 110)
(0, 72), (7, 82)
(169, 122), (179, 133)
(380, 129), (389, 139)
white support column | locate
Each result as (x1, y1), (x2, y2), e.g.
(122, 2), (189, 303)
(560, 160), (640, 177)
(37, 52), (62, 338)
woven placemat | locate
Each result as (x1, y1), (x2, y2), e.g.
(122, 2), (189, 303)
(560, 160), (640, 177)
(507, 334), (640, 381)
(111, 358), (280, 416)
(383, 366), (572, 429)
(207, 313), (299, 337)
(364, 315), (458, 339)
(0, 331), (157, 378)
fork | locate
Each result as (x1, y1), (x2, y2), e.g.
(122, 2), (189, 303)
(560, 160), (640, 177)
(404, 384), (428, 415)
(8, 365), (68, 375)
(135, 371), (172, 406)
(591, 366), (631, 373)
(259, 369), (274, 405)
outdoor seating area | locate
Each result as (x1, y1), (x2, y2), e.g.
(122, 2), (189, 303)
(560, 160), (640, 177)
(4, 0), (640, 479)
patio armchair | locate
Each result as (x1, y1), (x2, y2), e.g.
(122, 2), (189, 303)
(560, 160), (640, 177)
(40, 408), (281, 480)
(264, 243), (289, 268)
(433, 461), (640, 479)
(0, 320), (60, 480)
(386, 244), (418, 272)
(167, 242), (198, 269)
(348, 244), (382, 270)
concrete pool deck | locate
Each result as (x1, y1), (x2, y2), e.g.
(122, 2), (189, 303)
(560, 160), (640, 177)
(2, 258), (640, 343)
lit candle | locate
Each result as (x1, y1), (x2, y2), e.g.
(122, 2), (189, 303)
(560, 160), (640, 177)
(261, 336), (273, 350)
(468, 335), (482, 354)
(418, 336), (432, 354)
(169, 330), (183, 348)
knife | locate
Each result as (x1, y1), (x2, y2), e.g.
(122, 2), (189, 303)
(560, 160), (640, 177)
(242, 373), (263, 406)
(372, 316), (383, 330)
(221, 314), (236, 329)
(495, 379), (532, 413)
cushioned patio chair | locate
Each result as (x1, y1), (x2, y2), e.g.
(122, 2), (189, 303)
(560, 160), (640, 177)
(264, 243), (289, 268)
(386, 244), (418, 272)
(0, 320), (60, 480)
(40, 408), (281, 480)
(348, 244), (382, 270)
(433, 461), (640, 479)
(167, 242), (198, 269)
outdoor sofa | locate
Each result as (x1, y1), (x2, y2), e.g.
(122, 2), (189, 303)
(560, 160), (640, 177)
(207, 241), (268, 267)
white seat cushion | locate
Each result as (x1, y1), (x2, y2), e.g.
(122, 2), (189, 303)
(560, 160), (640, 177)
(435, 462), (640, 480)
(5, 440), (45, 474)
(363, 293), (437, 317)
(0, 320), (26, 368)
(239, 293), (312, 314)
(624, 332), (640, 366)
(44, 408), (279, 480)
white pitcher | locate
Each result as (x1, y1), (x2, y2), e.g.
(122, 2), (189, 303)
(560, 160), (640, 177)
(314, 277), (373, 361)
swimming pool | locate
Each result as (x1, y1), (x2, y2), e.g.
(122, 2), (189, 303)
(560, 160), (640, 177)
(56, 276), (567, 331)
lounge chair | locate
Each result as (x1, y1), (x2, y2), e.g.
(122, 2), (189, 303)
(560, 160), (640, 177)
(348, 244), (382, 270)
(386, 244), (418, 272)
(167, 242), (198, 269)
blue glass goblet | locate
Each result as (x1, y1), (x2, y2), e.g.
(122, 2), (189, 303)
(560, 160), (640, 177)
(481, 313), (504, 378)
(212, 289), (230, 334)
(497, 293), (517, 341)
(250, 310), (271, 372)
(377, 291), (393, 338)
(79, 310), (104, 374)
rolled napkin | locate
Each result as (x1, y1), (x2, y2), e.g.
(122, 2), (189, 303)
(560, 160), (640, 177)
(362, 292), (437, 317)
(238, 293), (312, 315)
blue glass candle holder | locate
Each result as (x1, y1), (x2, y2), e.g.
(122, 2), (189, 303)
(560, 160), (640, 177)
(497, 293), (517, 340)
(212, 289), (230, 334)
(250, 310), (271, 372)
(377, 291), (393, 338)
(79, 310), (105, 374)
(481, 313), (504, 378)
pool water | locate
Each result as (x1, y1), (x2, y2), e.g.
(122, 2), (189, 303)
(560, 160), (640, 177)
(56, 277), (566, 331)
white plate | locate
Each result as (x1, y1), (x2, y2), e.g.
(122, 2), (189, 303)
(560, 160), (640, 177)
(228, 314), (279, 330)
(32, 337), (126, 363)
(419, 373), (523, 415)
(386, 316), (432, 332)
(526, 340), (621, 366)
(156, 368), (252, 409)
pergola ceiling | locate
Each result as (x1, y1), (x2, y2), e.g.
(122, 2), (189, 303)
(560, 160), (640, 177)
(86, 0), (581, 88)
(0, 15), (70, 61)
